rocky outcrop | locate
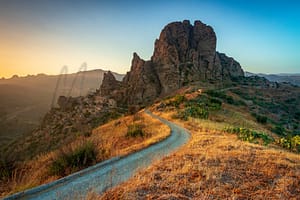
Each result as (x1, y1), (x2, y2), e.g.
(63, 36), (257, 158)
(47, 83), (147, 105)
(122, 53), (161, 105)
(152, 20), (219, 94)
(101, 20), (244, 105)
(41, 92), (120, 136)
(100, 71), (122, 96)
(57, 96), (79, 111)
(217, 52), (244, 78)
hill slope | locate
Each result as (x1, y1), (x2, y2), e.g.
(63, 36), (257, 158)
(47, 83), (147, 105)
(96, 86), (300, 199)
(0, 111), (170, 197)
(0, 69), (123, 148)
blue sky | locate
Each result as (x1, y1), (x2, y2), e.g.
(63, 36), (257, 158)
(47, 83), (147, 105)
(0, 0), (299, 77)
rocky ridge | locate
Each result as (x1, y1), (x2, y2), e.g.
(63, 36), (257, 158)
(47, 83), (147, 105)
(101, 20), (244, 105)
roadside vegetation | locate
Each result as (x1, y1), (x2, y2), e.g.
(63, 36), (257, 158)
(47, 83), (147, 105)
(94, 87), (300, 199)
(49, 141), (98, 176)
(0, 111), (170, 198)
(2, 79), (300, 199)
(126, 123), (144, 138)
(96, 110), (300, 199)
(161, 86), (300, 153)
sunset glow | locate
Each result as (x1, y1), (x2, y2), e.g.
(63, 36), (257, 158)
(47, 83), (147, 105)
(0, 0), (299, 78)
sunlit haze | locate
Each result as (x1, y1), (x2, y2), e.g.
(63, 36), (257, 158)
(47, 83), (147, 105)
(0, 0), (299, 78)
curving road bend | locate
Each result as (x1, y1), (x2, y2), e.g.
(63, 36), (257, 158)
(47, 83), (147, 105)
(4, 110), (190, 200)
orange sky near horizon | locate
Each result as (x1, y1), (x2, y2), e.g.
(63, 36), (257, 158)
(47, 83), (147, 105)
(0, 19), (133, 78)
(0, 38), (132, 78)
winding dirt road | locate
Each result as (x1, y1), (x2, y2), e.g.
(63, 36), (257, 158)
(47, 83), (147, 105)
(4, 110), (190, 200)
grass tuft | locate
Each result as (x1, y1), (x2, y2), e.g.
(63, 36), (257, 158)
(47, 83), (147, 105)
(49, 141), (98, 176)
(126, 124), (144, 137)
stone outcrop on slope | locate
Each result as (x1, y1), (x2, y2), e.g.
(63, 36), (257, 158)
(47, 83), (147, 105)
(217, 52), (244, 78)
(100, 20), (244, 105)
(100, 71), (122, 97)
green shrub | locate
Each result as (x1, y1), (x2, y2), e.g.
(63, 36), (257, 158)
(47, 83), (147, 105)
(292, 136), (300, 152)
(256, 115), (268, 124)
(277, 135), (300, 153)
(49, 141), (97, 176)
(175, 110), (188, 121)
(205, 90), (227, 99)
(295, 112), (300, 120)
(278, 137), (291, 149)
(91, 110), (121, 128)
(252, 113), (268, 124)
(84, 131), (92, 137)
(225, 96), (234, 104)
(126, 123), (144, 137)
(175, 105), (209, 121)
(272, 125), (286, 136)
(0, 158), (13, 181)
(185, 94), (222, 111)
(167, 95), (186, 108)
(209, 98), (222, 110)
(205, 90), (242, 105)
(185, 106), (209, 119)
(224, 127), (274, 146)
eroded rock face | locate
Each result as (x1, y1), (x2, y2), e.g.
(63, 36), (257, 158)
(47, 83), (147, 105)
(57, 96), (78, 111)
(152, 20), (219, 94)
(100, 71), (122, 96)
(101, 20), (244, 105)
(217, 52), (244, 78)
(122, 53), (161, 105)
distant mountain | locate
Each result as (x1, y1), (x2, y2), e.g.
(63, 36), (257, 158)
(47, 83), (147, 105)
(245, 71), (300, 86)
(0, 69), (124, 147)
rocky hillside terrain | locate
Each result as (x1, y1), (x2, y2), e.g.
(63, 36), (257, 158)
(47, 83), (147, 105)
(0, 69), (123, 148)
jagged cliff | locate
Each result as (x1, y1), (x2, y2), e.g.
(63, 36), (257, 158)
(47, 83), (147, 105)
(101, 20), (244, 105)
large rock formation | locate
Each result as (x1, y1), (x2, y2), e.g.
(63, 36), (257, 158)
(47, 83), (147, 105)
(100, 20), (244, 106)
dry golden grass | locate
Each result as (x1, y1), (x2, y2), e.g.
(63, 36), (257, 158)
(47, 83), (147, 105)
(91, 110), (170, 157)
(97, 112), (300, 200)
(0, 111), (170, 198)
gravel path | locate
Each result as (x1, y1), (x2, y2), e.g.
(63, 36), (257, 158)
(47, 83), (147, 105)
(4, 110), (190, 200)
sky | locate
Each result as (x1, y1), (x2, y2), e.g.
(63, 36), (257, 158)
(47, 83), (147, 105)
(0, 0), (299, 78)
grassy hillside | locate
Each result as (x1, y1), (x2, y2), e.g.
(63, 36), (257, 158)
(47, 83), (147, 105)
(93, 83), (300, 199)
(98, 118), (300, 199)
(0, 111), (170, 197)
(1, 77), (299, 199)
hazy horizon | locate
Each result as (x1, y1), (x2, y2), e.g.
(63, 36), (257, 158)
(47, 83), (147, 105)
(2, 66), (300, 80)
(0, 66), (125, 79)
(1, 0), (300, 78)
